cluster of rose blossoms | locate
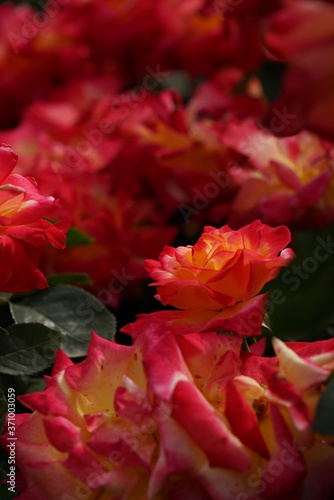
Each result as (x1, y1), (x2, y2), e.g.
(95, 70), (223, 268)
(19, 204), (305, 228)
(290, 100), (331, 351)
(1, 221), (334, 499)
(0, 0), (334, 498)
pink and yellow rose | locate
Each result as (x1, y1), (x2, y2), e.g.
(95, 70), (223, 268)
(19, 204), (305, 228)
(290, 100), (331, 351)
(144, 329), (334, 499)
(220, 120), (334, 228)
(2, 329), (334, 499)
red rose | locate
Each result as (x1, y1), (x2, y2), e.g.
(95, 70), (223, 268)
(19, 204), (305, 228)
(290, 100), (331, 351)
(0, 144), (69, 292)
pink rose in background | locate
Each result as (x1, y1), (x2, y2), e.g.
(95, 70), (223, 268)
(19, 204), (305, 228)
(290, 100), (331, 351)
(260, 1), (334, 142)
(217, 119), (334, 228)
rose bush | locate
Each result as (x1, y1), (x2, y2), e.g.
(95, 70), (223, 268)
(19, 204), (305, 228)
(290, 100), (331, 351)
(0, 0), (333, 497)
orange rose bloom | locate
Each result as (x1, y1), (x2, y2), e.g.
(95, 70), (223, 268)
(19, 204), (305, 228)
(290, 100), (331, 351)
(123, 221), (296, 338)
(146, 220), (294, 311)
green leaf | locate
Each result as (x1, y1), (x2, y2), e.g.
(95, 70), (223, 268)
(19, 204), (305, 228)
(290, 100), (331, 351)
(313, 377), (334, 436)
(0, 390), (7, 435)
(0, 324), (63, 376)
(267, 225), (334, 341)
(47, 273), (93, 286)
(0, 374), (46, 396)
(65, 226), (93, 247)
(10, 285), (116, 358)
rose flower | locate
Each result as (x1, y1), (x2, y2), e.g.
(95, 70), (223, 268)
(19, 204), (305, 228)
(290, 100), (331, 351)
(219, 119), (334, 228)
(0, 144), (69, 292)
(2, 329), (334, 499)
(124, 220), (294, 338)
